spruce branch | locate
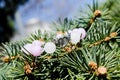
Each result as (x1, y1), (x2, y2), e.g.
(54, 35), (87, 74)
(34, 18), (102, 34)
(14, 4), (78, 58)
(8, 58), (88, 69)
(0, 0), (119, 80)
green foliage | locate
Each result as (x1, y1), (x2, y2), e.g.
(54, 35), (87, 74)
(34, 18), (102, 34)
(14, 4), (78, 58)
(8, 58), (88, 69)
(62, 45), (120, 79)
(0, 0), (120, 80)
(27, 30), (55, 42)
(104, 0), (120, 23)
(55, 18), (76, 32)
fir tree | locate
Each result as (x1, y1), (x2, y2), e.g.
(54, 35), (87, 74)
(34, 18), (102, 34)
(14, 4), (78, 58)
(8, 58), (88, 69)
(0, 0), (120, 80)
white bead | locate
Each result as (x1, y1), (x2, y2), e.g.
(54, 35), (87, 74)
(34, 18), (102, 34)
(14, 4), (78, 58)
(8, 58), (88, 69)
(70, 32), (80, 44)
(44, 42), (56, 53)
(70, 28), (86, 44)
(78, 28), (86, 39)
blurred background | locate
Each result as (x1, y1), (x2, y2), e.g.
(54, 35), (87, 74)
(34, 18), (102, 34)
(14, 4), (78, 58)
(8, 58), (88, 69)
(0, 0), (105, 43)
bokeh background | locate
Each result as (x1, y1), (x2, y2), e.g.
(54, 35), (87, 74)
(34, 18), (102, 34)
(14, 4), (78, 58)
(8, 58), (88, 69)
(0, 0), (105, 43)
